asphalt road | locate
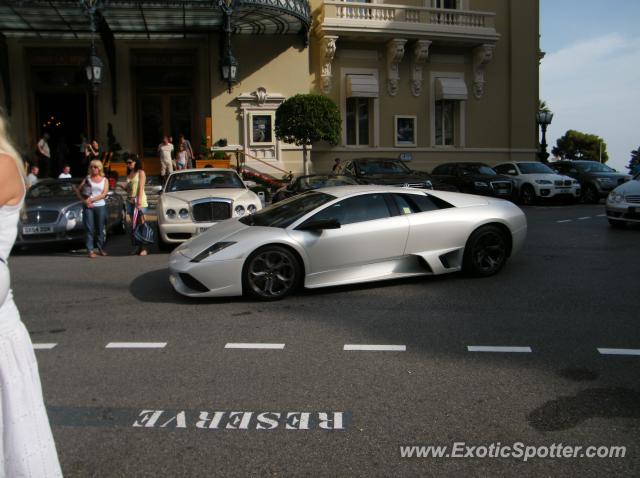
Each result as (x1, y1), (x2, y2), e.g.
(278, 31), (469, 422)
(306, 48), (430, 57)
(9, 202), (640, 477)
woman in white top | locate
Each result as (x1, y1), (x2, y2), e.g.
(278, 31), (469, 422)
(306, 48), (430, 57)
(0, 113), (63, 476)
(76, 159), (109, 258)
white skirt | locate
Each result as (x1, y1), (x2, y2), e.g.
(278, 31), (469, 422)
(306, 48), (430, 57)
(1, 262), (62, 477)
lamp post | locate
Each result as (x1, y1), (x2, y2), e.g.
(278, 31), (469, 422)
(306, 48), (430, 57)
(83, 0), (103, 140)
(219, 0), (239, 93)
(536, 110), (553, 163)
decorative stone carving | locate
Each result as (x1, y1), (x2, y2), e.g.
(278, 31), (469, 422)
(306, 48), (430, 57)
(410, 40), (431, 97)
(255, 86), (268, 105)
(386, 39), (407, 96)
(472, 44), (495, 99)
(320, 35), (338, 94)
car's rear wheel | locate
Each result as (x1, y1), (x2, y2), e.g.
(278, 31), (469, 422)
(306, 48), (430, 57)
(463, 225), (509, 277)
(243, 245), (301, 300)
(520, 184), (536, 205)
(608, 218), (627, 228)
(582, 184), (599, 204)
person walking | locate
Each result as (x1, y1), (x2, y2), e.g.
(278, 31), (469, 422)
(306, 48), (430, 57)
(158, 136), (174, 184)
(125, 155), (149, 256)
(76, 159), (109, 258)
(0, 113), (63, 477)
(179, 133), (194, 169)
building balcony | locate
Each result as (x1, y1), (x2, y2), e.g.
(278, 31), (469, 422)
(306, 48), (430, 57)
(315, 1), (499, 45)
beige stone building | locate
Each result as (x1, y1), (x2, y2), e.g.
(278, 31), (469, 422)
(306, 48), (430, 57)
(0, 0), (539, 178)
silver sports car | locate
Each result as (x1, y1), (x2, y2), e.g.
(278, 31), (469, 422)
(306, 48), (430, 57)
(169, 185), (527, 300)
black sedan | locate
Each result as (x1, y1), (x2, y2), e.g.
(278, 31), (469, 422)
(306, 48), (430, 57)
(431, 162), (514, 199)
(271, 174), (359, 203)
(15, 179), (126, 248)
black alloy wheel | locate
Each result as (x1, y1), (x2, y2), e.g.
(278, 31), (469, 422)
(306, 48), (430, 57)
(243, 245), (301, 300)
(463, 225), (509, 277)
(520, 184), (536, 205)
(582, 184), (600, 204)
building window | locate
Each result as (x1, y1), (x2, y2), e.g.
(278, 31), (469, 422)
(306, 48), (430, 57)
(435, 100), (455, 146)
(435, 0), (457, 8)
(346, 97), (370, 146)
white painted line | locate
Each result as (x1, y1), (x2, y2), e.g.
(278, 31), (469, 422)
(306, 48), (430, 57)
(105, 342), (167, 349)
(598, 348), (640, 356)
(344, 344), (406, 352)
(577, 217), (591, 220)
(224, 343), (285, 350)
(467, 346), (532, 353)
(33, 343), (57, 350)
(557, 219), (572, 223)
(597, 214), (606, 217)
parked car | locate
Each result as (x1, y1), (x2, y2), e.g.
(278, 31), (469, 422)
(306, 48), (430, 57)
(15, 178), (126, 248)
(494, 161), (581, 205)
(431, 162), (514, 199)
(335, 158), (456, 191)
(605, 172), (640, 228)
(169, 185), (527, 300)
(549, 160), (631, 204)
(157, 168), (262, 250)
(271, 174), (359, 203)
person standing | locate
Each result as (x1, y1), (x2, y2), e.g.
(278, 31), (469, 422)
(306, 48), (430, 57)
(84, 139), (100, 171)
(58, 164), (72, 179)
(0, 113), (63, 477)
(36, 132), (51, 178)
(158, 136), (174, 184)
(179, 133), (194, 169)
(76, 159), (109, 258)
(27, 164), (40, 188)
(125, 155), (149, 256)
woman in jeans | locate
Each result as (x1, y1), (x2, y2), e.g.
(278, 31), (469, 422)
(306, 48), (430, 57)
(125, 155), (149, 255)
(76, 159), (109, 258)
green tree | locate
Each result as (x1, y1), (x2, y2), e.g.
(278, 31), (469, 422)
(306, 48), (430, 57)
(628, 146), (640, 174)
(552, 130), (608, 163)
(275, 94), (341, 175)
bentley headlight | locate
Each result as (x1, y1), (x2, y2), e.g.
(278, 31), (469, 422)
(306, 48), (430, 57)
(65, 207), (82, 221)
(474, 181), (489, 188)
(179, 208), (189, 219)
(607, 191), (624, 204)
(235, 205), (246, 216)
(247, 204), (257, 214)
(535, 179), (553, 185)
(190, 242), (236, 263)
(166, 208), (176, 219)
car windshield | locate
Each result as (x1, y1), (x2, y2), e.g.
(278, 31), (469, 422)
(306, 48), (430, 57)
(27, 181), (78, 199)
(239, 191), (335, 228)
(297, 175), (357, 189)
(460, 164), (497, 176)
(355, 160), (411, 175)
(517, 162), (555, 174)
(165, 171), (245, 192)
(573, 162), (615, 173)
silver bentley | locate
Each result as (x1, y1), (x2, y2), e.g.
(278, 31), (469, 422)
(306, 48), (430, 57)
(169, 185), (527, 300)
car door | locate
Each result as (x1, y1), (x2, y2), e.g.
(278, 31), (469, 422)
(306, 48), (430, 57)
(290, 193), (409, 286)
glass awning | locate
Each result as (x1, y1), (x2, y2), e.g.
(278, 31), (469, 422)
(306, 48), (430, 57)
(0, 0), (311, 39)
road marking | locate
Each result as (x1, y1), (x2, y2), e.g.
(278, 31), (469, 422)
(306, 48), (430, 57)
(344, 344), (406, 352)
(105, 342), (167, 349)
(467, 346), (532, 353)
(224, 343), (285, 350)
(577, 216), (591, 220)
(557, 219), (572, 223)
(598, 348), (640, 356)
(33, 343), (57, 350)
(597, 214), (606, 217)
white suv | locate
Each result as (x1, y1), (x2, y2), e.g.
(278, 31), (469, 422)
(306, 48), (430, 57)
(494, 161), (581, 205)
(606, 173), (640, 228)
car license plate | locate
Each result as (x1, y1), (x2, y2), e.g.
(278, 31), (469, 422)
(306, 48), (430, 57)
(197, 226), (210, 234)
(22, 225), (52, 234)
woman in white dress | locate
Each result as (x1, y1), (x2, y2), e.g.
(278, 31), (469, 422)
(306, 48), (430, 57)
(0, 114), (63, 476)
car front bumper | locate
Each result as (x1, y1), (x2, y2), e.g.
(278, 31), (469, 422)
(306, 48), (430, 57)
(168, 251), (244, 297)
(605, 203), (640, 223)
(534, 184), (581, 199)
(159, 221), (221, 243)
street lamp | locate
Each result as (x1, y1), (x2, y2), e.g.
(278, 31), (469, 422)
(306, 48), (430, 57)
(85, 43), (103, 92)
(536, 110), (553, 163)
(219, 0), (239, 93)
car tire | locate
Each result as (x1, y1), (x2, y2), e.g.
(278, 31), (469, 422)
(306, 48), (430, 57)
(463, 225), (509, 277)
(520, 184), (536, 206)
(582, 184), (600, 204)
(608, 218), (627, 228)
(242, 245), (302, 301)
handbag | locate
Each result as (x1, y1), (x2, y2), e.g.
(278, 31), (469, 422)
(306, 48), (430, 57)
(132, 202), (155, 245)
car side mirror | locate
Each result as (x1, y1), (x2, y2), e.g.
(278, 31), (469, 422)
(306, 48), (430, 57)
(296, 218), (341, 231)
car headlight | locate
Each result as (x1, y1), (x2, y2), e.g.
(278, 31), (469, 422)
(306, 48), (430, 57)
(607, 191), (624, 204)
(474, 181), (489, 188)
(190, 241), (236, 263)
(247, 204), (257, 214)
(424, 180), (433, 189)
(235, 205), (245, 216)
(535, 179), (553, 185)
(166, 208), (176, 219)
(179, 208), (189, 219)
(65, 207), (82, 221)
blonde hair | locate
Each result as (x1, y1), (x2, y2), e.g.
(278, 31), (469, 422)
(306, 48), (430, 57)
(0, 110), (25, 177)
(88, 159), (104, 176)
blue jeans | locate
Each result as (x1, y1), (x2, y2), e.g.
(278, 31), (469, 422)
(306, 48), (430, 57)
(83, 205), (106, 252)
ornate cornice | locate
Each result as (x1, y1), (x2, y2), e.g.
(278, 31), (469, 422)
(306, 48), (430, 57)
(386, 39), (407, 97)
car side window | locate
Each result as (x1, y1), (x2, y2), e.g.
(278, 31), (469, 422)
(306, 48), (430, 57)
(392, 193), (452, 214)
(433, 164), (450, 175)
(309, 193), (391, 225)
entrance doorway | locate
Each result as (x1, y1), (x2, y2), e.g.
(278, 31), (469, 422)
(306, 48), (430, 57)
(36, 92), (88, 178)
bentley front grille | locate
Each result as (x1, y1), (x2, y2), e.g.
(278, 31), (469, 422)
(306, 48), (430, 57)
(191, 200), (231, 222)
(25, 210), (60, 224)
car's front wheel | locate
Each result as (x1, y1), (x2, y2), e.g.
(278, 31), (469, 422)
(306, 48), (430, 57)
(582, 184), (600, 204)
(520, 184), (536, 205)
(243, 245), (301, 300)
(463, 225), (509, 277)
